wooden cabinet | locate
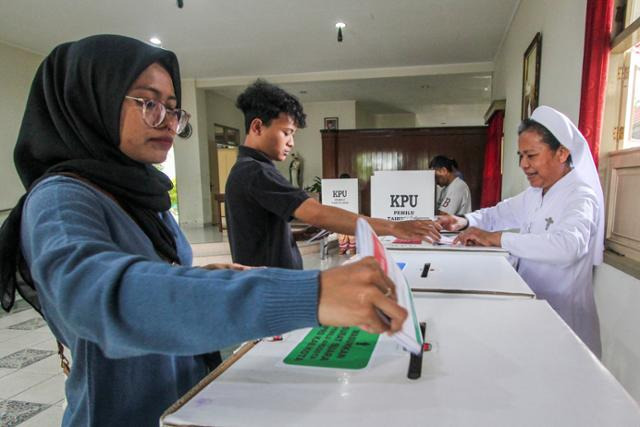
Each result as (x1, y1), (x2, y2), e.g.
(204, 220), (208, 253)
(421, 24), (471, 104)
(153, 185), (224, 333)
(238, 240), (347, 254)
(321, 127), (487, 215)
(209, 147), (238, 229)
(217, 147), (238, 192)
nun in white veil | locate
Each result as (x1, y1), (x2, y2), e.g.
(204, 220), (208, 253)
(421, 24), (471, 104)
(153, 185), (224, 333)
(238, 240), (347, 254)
(439, 105), (604, 356)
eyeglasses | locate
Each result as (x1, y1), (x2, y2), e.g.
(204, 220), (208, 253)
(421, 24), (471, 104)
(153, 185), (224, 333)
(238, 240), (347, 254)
(125, 96), (191, 134)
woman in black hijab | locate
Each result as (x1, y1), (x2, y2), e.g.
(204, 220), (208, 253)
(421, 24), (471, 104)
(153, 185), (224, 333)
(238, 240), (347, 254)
(0, 35), (407, 426)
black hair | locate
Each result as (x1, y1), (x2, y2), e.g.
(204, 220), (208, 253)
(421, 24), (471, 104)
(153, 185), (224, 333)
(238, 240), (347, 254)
(236, 79), (306, 132)
(339, 172), (351, 179)
(518, 119), (572, 165)
(429, 155), (457, 172)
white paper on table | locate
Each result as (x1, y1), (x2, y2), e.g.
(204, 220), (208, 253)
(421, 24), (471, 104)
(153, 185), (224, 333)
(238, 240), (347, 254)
(355, 218), (422, 354)
(435, 234), (457, 245)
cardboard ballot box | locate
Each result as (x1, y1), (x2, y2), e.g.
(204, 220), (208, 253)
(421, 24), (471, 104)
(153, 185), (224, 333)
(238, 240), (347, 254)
(161, 298), (640, 427)
(370, 170), (435, 220)
(321, 178), (359, 213)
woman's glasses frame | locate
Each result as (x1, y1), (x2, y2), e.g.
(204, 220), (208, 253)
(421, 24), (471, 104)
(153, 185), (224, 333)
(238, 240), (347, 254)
(125, 96), (191, 134)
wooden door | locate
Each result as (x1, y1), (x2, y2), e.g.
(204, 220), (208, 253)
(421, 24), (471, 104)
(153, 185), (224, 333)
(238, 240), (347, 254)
(217, 147), (238, 222)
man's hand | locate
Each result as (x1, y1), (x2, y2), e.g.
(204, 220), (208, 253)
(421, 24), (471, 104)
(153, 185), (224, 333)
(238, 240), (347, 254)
(318, 257), (407, 335)
(200, 262), (254, 271)
(436, 213), (468, 231)
(453, 227), (502, 247)
(390, 220), (441, 243)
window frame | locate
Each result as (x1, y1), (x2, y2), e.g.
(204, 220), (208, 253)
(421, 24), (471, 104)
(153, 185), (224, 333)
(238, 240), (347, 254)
(603, 1), (640, 266)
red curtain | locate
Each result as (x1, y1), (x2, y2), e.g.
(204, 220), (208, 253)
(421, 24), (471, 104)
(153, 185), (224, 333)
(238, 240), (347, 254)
(578, 0), (615, 168)
(480, 110), (504, 208)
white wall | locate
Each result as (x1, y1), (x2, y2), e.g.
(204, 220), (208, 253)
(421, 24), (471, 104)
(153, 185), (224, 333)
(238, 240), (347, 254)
(0, 42), (43, 212)
(415, 104), (488, 127)
(374, 113), (416, 128)
(492, 0), (587, 199)
(356, 102), (486, 130)
(205, 91), (246, 145)
(594, 264), (640, 403)
(493, 0), (640, 405)
(174, 79), (211, 226)
(355, 102), (376, 129)
(277, 100), (356, 186)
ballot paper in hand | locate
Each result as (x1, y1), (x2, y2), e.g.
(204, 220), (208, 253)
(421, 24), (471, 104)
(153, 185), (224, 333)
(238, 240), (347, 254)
(356, 218), (423, 355)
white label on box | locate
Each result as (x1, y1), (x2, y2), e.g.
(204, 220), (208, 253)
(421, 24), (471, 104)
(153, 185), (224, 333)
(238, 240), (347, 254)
(321, 178), (359, 214)
(371, 170), (435, 220)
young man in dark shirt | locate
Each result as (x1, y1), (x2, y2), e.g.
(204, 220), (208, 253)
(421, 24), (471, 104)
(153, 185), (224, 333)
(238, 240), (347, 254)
(225, 80), (440, 269)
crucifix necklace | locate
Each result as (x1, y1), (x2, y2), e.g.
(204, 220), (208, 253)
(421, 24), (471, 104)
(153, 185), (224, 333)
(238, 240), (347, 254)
(545, 217), (554, 231)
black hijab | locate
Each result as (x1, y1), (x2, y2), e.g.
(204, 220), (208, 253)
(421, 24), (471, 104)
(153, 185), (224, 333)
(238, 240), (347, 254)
(0, 34), (183, 313)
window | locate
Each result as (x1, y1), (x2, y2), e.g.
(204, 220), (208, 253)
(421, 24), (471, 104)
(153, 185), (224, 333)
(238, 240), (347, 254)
(603, 0), (640, 263)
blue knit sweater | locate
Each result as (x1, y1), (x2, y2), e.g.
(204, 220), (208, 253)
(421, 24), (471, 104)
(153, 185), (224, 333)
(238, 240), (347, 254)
(20, 176), (319, 426)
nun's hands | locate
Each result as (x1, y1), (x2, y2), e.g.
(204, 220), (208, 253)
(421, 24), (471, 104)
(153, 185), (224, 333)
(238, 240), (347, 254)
(318, 257), (407, 335)
(453, 227), (502, 247)
(390, 219), (441, 243)
(436, 213), (468, 231)
(200, 262), (254, 271)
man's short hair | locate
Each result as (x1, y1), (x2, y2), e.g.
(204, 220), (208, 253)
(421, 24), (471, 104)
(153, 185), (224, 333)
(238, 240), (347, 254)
(236, 79), (307, 132)
(429, 155), (457, 172)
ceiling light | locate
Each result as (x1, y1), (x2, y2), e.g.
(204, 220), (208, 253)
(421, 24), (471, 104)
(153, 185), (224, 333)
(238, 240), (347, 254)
(149, 37), (162, 46)
(336, 22), (346, 42)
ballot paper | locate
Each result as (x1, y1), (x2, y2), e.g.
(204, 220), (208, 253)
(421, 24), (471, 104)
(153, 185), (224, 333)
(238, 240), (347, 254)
(435, 234), (457, 245)
(356, 218), (422, 355)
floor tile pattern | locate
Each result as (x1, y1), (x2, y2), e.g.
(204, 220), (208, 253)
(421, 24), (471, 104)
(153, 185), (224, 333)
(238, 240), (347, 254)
(9, 318), (48, 331)
(0, 400), (50, 427)
(0, 349), (57, 369)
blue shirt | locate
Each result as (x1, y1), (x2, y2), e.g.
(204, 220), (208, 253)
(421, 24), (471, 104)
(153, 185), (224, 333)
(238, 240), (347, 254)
(20, 176), (319, 427)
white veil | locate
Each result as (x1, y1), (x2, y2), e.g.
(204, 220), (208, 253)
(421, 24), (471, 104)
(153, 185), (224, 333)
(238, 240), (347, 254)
(530, 105), (605, 265)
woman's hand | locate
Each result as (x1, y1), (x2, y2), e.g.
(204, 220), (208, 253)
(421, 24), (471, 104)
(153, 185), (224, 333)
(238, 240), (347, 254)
(318, 257), (407, 335)
(390, 219), (441, 243)
(453, 227), (502, 247)
(436, 213), (468, 231)
(200, 262), (254, 271)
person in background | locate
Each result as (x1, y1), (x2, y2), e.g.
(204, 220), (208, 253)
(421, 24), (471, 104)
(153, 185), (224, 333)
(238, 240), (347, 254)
(337, 173), (357, 255)
(0, 35), (408, 427)
(429, 155), (471, 216)
(225, 79), (441, 270)
(451, 158), (465, 181)
(437, 106), (604, 356)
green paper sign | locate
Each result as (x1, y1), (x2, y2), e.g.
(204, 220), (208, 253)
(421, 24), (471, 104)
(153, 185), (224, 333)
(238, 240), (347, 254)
(284, 326), (379, 369)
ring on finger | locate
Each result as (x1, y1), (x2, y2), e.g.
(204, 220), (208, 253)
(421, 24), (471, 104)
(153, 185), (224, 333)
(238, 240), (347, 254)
(383, 287), (392, 297)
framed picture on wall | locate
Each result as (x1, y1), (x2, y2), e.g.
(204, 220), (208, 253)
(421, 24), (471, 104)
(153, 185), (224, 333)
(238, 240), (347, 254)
(324, 117), (339, 130)
(522, 32), (542, 120)
(214, 123), (240, 147)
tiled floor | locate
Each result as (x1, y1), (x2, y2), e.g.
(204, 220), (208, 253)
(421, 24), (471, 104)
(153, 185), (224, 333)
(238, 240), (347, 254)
(0, 229), (346, 426)
(181, 224), (227, 244)
(0, 300), (67, 427)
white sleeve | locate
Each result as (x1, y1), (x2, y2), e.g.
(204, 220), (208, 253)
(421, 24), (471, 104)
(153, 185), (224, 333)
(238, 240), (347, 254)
(465, 191), (527, 231)
(500, 192), (597, 265)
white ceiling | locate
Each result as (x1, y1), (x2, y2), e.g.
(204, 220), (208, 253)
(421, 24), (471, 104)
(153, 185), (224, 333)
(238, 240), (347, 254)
(0, 0), (518, 115)
(213, 73), (494, 114)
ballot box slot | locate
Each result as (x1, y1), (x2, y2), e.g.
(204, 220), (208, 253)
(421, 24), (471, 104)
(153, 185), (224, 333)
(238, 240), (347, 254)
(421, 263), (431, 278)
(407, 322), (427, 380)
(411, 288), (536, 298)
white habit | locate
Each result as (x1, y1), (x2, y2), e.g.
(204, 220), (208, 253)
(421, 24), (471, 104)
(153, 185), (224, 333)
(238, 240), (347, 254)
(466, 169), (601, 355)
(437, 176), (471, 215)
